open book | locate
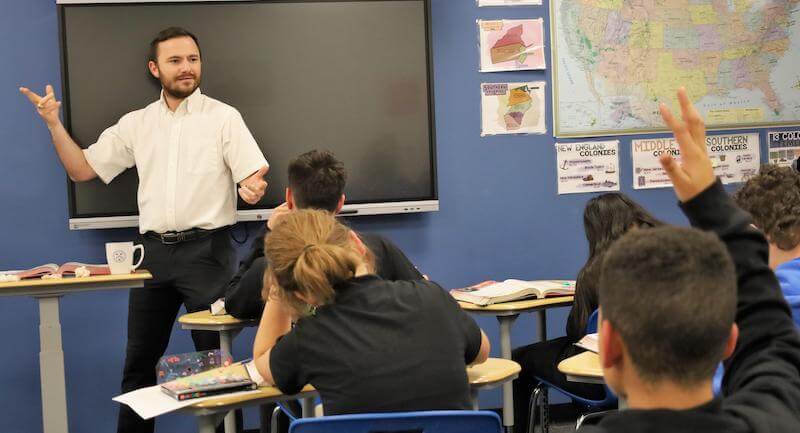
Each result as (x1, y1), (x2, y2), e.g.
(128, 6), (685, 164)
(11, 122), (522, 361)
(575, 333), (598, 353)
(450, 279), (575, 306)
(0, 263), (111, 281)
(160, 362), (256, 401)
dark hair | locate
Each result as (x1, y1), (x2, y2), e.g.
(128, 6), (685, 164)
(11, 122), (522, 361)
(569, 193), (663, 337)
(734, 164), (800, 250)
(599, 226), (737, 386)
(148, 27), (201, 62)
(288, 150), (347, 212)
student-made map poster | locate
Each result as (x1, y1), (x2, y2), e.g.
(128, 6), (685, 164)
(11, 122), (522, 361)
(556, 140), (620, 194)
(551, 0), (800, 137)
(632, 133), (760, 189)
(478, 19), (545, 72)
(481, 82), (546, 136)
(768, 130), (800, 167)
(478, 0), (542, 6)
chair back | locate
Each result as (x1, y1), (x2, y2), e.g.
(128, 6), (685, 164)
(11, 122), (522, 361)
(586, 309), (600, 334)
(289, 410), (502, 433)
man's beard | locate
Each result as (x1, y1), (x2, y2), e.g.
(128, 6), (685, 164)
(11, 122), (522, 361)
(162, 74), (201, 99)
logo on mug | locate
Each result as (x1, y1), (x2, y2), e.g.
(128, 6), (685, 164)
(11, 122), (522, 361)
(113, 251), (127, 263)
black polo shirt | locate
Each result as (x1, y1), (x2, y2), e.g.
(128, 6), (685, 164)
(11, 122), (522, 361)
(269, 275), (482, 415)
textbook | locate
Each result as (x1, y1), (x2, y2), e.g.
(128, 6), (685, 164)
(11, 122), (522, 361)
(160, 362), (256, 401)
(0, 262), (111, 281)
(451, 279), (575, 306)
(575, 333), (599, 353)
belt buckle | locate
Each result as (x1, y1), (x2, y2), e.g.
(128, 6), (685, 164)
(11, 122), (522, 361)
(161, 232), (181, 245)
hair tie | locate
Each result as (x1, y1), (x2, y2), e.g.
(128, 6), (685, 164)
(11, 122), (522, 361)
(303, 244), (317, 253)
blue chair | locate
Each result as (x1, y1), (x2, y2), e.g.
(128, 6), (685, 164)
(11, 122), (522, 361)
(288, 410), (502, 433)
(528, 309), (617, 433)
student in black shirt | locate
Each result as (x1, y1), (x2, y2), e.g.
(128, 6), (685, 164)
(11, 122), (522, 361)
(224, 149), (423, 320)
(581, 88), (800, 432)
(250, 209), (491, 415)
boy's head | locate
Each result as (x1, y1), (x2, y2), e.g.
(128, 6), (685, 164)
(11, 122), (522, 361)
(286, 150), (347, 213)
(734, 164), (800, 268)
(598, 226), (738, 398)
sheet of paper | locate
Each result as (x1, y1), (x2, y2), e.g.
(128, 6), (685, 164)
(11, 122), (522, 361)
(478, 19), (545, 72)
(555, 140), (620, 194)
(632, 133), (760, 189)
(113, 384), (260, 420)
(481, 82), (546, 136)
(478, 0), (542, 6)
(767, 130), (800, 167)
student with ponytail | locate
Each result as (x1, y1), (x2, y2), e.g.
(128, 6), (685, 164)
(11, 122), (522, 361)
(250, 209), (491, 415)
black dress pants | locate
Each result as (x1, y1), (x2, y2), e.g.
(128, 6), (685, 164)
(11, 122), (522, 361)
(512, 336), (605, 431)
(117, 229), (235, 433)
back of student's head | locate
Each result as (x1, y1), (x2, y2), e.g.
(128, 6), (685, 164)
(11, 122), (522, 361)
(288, 150), (347, 212)
(583, 193), (662, 259)
(264, 209), (363, 316)
(599, 226), (736, 386)
(734, 164), (800, 251)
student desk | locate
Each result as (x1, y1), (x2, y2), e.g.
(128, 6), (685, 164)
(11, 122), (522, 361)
(558, 351), (603, 385)
(181, 358), (521, 433)
(0, 271), (152, 433)
(459, 296), (574, 433)
(178, 310), (257, 433)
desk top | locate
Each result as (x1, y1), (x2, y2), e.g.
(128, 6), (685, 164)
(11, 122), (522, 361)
(178, 310), (256, 327)
(557, 351), (602, 380)
(458, 296), (574, 314)
(187, 357), (520, 413)
(467, 358), (520, 388)
(0, 270), (152, 297)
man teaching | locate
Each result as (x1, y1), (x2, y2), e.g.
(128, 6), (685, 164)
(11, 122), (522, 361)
(20, 27), (268, 433)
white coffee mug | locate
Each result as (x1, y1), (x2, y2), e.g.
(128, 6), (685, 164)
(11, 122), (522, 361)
(105, 242), (145, 275)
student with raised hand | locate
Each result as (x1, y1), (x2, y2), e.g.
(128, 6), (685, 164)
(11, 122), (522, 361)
(582, 88), (800, 432)
(733, 164), (800, 327)
(224, 149), (424, 320)
(512, 193), (662, 429)
(248, 209), (491, 415)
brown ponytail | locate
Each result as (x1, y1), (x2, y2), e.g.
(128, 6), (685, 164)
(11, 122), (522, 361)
(262, 209), (367, 317)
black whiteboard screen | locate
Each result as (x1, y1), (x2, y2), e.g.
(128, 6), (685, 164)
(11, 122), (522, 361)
(60, 0), (436, 221)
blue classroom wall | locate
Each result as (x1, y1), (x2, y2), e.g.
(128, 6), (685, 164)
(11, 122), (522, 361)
(1, 1), (797, 432)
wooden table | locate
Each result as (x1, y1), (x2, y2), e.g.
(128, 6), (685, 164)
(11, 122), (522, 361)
(557, 351), (603, 385)
(182, 358), (521, 433)
(178, 310), (257, 433)
(0, 271), (152, 433)
(459, 296), (574, 433)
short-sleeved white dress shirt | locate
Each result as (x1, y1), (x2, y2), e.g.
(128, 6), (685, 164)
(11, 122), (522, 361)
(84, 89), (268, 234)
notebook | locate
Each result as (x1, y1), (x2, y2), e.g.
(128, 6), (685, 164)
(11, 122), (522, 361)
(575, 333), (599, 353)
(450, 279), (575, 306)
(160, 362), (256, 401)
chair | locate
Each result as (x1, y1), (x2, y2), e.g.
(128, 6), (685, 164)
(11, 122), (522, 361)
(528, 309), (617, 433)
(288, 410), (502, 433)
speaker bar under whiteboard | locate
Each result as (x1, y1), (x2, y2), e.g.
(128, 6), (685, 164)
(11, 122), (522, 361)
(58, 0), (246, 3)
(69, 200), (439, 230)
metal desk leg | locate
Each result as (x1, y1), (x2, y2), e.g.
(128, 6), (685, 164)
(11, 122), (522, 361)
(537, 310), (547, 342)
(220, 330), (236, 433)
(470, 389), (480, 410)
(38, 295), (69, 433)
(498, 314), (519, 433)
(198, 413), (225, 433)
(302, 397), (316, 418)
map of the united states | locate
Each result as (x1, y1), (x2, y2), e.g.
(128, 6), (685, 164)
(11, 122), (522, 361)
(553, 0), (800, 137)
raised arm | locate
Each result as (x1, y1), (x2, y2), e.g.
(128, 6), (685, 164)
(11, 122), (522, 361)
(660, 88), (800, 401)
(19, 85), (97, 182)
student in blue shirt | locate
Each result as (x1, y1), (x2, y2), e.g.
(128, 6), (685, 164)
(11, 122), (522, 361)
(734, 164), (800, 327)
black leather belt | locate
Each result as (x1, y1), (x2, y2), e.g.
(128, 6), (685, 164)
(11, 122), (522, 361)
(145, 227), (228, 245)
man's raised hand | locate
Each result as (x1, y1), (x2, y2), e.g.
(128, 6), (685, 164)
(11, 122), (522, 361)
(658, 87), (716, 202)
(239, 165), (269, 205)
(20, 85), (62, 128)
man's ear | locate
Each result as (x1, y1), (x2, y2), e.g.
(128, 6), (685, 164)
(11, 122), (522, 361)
(334, 194), (345, 214)
(599, 317), (623, 369)
(148, 60), (160, 79)
(286, 188), (294, 210)
(348, 230), (367, 257)
(722, 323), (739, 360)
